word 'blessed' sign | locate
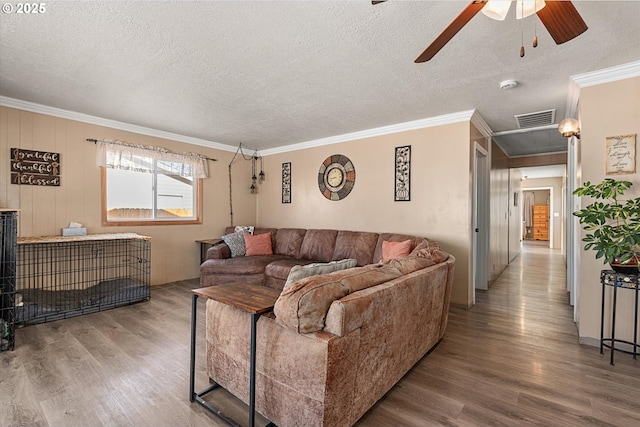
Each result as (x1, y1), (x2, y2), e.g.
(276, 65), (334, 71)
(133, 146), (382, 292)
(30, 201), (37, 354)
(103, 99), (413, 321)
(11, 148), (61, 186)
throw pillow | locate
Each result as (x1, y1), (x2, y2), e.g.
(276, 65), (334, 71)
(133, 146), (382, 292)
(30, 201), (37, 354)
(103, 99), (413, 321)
(284, 258), (358, 288)
(381, 239), (411, 261)
(244, 233), (273, 256)
(234, 225), (255, 235)
(222, 231), (247, 257)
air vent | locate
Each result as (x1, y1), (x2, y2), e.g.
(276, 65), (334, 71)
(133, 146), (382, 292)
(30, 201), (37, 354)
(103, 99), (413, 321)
(514, 109), (556, 129)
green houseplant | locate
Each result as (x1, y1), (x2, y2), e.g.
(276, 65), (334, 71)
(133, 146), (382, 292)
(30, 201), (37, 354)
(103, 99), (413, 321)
(573, 178), (640, 272)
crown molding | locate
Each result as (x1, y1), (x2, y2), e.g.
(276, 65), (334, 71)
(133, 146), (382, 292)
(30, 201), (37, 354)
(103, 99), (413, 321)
(470, 111), (492, 138)
(261, 110), (476, 156)
(570, 60), (640, 88)
(0, 96), (237, 153)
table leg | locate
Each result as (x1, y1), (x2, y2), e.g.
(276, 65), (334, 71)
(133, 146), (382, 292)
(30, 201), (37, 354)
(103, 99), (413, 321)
(610, 283), (617, 366)
(600, 279), (605, 355)
(249, 313), (260, 427)
(190, 294), (198, 401)
(634, 285), (639, 359)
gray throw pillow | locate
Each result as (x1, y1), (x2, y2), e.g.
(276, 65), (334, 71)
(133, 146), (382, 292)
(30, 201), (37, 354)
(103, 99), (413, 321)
(222, 231), (246, 257)
(284, 258), (357, 288)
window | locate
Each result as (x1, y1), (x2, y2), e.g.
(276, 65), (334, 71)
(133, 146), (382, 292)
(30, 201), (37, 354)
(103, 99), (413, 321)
(98, 140), (205, 226)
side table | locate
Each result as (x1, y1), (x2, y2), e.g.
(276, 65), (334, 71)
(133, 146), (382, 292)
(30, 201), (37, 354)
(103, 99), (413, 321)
(195, 238), (222, 264)
(189, 283), (280, 427)
(600, 270), (639, 365)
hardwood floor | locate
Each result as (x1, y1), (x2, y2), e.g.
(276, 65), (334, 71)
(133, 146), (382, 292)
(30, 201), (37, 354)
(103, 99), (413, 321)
(2, 244), (638, 426)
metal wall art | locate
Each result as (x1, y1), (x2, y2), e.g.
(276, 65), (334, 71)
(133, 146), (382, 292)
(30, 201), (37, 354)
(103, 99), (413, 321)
(282, 162), (291, 203)
(394, 145), (411, 201)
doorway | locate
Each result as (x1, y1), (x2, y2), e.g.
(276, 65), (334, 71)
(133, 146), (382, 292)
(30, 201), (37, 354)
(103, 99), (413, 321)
(522, 187), (553, 248)
(473, 143), (489, 301)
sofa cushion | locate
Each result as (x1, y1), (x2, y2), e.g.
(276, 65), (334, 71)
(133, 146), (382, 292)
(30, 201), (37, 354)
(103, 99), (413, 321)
(245, 232), (273, 256)
(284, 258), (358, 288)
(274, 228), (308, 258)
(299, 229), (338, 263)
(379, 254), (436, 275)
(234, 225), (255, 234)
(274, 264), (402, 333)
(264, 258), (317, 281)
(381, 239), (411, 261)
(332, 231), (379, 266)
(222, 231), (246, 257)
(201, 255), (288, 275)
(410, 238), (440, 254)
(373, 233), (422, 263)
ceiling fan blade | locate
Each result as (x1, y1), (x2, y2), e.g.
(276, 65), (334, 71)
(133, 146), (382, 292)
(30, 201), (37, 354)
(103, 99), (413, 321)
(415, 1), (487, 63)
(372, 1), (386, 4)
(536, 1), (588, 44)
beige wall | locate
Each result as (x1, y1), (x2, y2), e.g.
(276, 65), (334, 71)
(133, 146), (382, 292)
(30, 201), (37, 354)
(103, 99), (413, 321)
(577, 76), (640, 344)
(522, 177), (564, 250)
(0, 106), (256, 285)
(257, 121), (475, 307)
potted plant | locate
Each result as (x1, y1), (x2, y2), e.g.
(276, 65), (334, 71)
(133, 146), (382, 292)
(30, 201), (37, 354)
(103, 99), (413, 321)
(573, 178), (640, 273)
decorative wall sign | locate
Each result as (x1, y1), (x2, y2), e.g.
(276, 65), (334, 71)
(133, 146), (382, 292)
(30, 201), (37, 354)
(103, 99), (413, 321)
(394, 145), (411, 201)
(282, 162), (291, 204)
(606, 134), (636, 175)
(318, 154), (355, 201)
(10, 148), (61, 186)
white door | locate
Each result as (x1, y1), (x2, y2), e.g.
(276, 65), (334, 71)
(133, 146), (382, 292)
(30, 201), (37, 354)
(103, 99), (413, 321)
(473, 145), (489, 297)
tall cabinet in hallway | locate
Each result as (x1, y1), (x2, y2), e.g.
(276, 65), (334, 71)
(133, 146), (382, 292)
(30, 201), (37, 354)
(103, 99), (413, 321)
(533, 204), (549, 241)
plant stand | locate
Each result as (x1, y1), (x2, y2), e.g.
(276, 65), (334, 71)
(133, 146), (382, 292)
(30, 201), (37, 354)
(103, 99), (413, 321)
(600, 270), (639, 365)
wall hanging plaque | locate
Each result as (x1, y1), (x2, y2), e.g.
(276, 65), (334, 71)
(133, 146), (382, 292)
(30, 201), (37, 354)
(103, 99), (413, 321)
(395, 145), (411, 201)
(282, 162), (291, 204)
(10, 148), (61, 186)
(605, 134), (636, 175)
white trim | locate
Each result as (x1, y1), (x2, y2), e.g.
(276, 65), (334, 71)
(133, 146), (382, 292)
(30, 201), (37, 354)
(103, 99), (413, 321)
(1, 95), (479, 156)
(564, 77), (581, 120)
(508, 151), (567, 159)
(571, 60), (640, 88)
(492, 124), (558, 137)
(523, 186), (554, 250)
(261, 110), (477, 156)
(471, 111), (492, 138)
(0, 96), (237, 153)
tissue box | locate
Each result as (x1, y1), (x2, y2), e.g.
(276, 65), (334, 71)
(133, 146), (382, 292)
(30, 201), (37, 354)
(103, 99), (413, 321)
(62, 227), (87, 236)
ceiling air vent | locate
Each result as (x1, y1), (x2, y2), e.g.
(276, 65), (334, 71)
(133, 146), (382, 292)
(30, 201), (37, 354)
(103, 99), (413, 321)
(514, 109), (556, 129)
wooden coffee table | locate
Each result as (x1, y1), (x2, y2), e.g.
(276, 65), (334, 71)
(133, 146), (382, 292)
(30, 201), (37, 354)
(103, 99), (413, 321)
(189, 282), (280, 427)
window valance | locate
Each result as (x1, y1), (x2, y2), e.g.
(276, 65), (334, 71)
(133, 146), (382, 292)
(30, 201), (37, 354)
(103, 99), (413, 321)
(95, 139), (208, 178)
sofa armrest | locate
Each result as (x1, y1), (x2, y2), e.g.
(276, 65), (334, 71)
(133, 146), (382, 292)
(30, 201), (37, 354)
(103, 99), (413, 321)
(324, 260), (451, 337)
(207, 243), (231, 260)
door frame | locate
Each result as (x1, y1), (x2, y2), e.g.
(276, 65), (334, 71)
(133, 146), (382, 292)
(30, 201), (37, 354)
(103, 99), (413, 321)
(472, 142), (489, 303)
(522, 186), (554, 248)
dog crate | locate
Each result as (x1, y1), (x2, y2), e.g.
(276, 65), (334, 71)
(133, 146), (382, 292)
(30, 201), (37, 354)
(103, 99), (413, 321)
(16, 233), (151, 325)
(1, 210), (18, 352)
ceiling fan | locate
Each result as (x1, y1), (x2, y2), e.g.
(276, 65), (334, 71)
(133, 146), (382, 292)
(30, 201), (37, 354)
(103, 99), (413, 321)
(374, 1), (588, 63)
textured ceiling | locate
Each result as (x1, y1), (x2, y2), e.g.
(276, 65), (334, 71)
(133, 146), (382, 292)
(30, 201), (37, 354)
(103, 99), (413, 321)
(1, 1), (639, 156)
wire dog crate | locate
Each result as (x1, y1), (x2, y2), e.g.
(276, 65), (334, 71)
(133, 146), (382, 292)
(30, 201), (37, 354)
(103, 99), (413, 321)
(1, 210), (18, 352)
(16, 233), (150, 325)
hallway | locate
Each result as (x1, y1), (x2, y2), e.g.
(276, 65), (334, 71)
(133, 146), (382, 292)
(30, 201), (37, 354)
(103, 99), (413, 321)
(358, 243), (640, 426)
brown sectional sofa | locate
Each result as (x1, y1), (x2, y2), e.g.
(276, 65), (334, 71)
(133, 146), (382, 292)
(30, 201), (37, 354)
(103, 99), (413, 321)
(200, 227), (438, 290)
(201, 227), (455, 427)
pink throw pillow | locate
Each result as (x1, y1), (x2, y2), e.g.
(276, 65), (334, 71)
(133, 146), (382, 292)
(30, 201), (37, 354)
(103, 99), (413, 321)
(382, 239), (411, 261)
(244, 233), (273, 256)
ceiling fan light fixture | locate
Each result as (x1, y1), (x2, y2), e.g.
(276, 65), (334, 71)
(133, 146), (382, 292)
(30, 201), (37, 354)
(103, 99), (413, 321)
(516, 0), (546, 19)
(481, 0), (512, 21)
